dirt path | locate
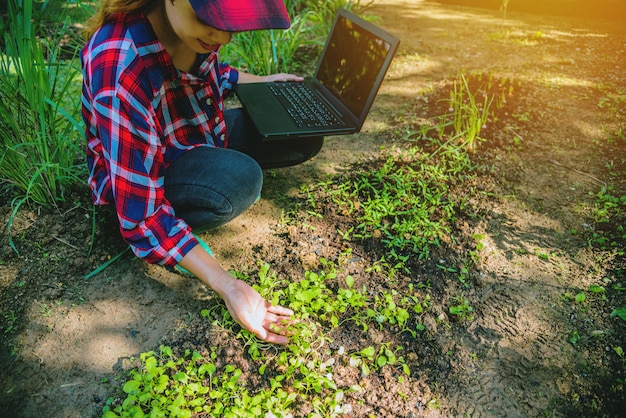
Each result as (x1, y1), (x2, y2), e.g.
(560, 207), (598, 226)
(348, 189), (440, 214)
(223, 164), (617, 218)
(1, 1), (625, 417)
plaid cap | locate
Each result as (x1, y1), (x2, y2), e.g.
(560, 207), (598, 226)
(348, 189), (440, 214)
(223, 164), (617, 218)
(189, 0), (291, 32)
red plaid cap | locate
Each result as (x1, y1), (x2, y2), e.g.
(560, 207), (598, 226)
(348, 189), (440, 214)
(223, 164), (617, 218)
(189, 0), (291, 32)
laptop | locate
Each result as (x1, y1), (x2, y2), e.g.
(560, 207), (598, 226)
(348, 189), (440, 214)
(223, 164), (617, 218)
(234, 8), (400, 140)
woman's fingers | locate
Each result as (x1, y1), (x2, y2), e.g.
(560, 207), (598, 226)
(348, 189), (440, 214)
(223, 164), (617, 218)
(266, 302), (294, 316)
(261, 331), (290, 345)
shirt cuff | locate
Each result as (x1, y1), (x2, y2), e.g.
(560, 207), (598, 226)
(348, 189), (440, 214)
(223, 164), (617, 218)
(168, 232), (199, 268)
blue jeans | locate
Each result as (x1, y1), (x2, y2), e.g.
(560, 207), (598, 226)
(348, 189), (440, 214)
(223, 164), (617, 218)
(164, 108), (323, 231)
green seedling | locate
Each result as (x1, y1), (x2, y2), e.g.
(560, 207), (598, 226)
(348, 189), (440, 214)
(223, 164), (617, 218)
(349, 344), (411, 378)
(449, 296), (474, 322)
(39, 303), (53, 318)
(575, 292), (586, 304)
(2, 311), (18, 334)
(437, 263), (470, 288)
(611, 307), (626, 322)
(106, 258), (427, 416)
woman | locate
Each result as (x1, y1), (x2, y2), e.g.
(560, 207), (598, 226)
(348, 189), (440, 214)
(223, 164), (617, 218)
(81, 0), (321, 344)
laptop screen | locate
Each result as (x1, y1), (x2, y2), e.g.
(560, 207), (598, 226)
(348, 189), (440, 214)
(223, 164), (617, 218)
(316, 12), (394, 122)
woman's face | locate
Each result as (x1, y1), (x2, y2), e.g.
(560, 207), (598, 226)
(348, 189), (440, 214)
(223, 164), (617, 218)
(163, 0), (232, 53)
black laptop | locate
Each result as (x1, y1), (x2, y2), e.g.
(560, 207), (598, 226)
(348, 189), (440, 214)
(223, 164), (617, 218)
(234, 8), (400, 140)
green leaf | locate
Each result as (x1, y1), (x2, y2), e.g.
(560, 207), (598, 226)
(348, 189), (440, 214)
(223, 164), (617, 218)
(589, 284), (605, 293)
(160, 346), (174, 358)
(123, 379), (141, 394)
(155, 375), (168, 393)
(360, 346), (376, 359)
(345, 275), (354, 288)
(198, 363), (216, 377)
(402, 363), (411, 376)
(145, 356), (158, 375)
(377, 355), (388, 367)
(610, 307), (626, 321)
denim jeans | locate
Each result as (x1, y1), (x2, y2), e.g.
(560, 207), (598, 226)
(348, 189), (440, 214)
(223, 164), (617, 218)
(164, 108), (323, 231)
(225, 108), (324, 170)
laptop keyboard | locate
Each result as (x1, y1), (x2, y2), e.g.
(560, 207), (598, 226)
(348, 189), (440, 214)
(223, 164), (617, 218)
(268, 82), (342, 128)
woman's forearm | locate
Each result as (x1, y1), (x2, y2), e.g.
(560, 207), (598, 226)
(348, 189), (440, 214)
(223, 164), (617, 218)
(177, 245), (234, 297)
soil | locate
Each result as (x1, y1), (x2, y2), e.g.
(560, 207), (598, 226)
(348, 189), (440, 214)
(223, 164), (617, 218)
(1, 0), (626, 417)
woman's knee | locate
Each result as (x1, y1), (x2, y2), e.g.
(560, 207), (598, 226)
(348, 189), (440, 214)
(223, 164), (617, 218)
(164, 146), (262, 229)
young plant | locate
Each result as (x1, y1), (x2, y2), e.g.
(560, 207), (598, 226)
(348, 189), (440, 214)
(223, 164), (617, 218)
(449, 295), (474, 322)
(438, 73), (494, 152)
(107, 261), (427, 417)
(0, 0), (83, 207)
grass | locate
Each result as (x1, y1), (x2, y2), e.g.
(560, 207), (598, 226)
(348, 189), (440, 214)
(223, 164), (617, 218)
(306, 143), (471, 271)
(0, 0), (84, 208)
(221, 0), (370, 76)
(33, 0), (95, 23)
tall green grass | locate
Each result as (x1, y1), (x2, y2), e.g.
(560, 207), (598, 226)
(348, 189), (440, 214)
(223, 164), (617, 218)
(436, 73), (493, 153)
(0, 0), (84, 208)
(220, 12), (319, 76)
(221, 0), (371, 76)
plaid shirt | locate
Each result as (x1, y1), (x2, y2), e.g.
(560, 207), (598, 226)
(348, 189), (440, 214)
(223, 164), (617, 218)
(81, 12), (239, 267)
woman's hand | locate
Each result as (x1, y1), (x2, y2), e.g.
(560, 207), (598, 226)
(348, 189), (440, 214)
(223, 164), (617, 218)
(263, 73), (304, 83)
(218, 278), (294, 344)
(237, 71), (304, 84)
(179, 245), (294, 344)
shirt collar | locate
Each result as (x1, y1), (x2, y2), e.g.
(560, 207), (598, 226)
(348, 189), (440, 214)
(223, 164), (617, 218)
(126, 13), (215, 94)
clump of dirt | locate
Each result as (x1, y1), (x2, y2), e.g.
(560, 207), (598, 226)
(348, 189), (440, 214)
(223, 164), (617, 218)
(1, 1), (626, 417)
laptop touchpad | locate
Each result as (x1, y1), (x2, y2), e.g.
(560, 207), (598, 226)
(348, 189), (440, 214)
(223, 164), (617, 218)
(246, 97), (277, 115)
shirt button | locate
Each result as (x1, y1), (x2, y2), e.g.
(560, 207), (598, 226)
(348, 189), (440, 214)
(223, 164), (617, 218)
(220, 134), (225, 141)
(205, 98), (212, 106)
(214, 117), (220, 123)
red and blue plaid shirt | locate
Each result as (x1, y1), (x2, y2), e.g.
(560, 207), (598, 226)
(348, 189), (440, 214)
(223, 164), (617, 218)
(81, 12), (239, 267)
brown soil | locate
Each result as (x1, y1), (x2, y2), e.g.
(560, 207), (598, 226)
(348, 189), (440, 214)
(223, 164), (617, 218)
(1, 1), (625, 417)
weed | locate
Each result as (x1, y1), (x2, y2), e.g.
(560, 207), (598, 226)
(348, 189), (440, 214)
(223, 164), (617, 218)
(309, 144), (472, 270)
(2, 311), (18, 334)
(440, 73), (494, 152)
(39, 303), (53, 318)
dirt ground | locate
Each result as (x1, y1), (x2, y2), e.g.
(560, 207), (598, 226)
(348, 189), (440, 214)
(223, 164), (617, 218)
(1, 0), (626, 417)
